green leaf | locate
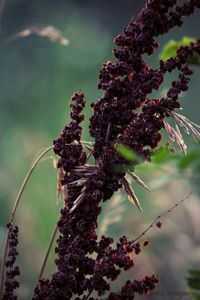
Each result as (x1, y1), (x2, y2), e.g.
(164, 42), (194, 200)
(177, 151), (199, 170)
(188, 270), (200, 279)
(114, 143), (141, 162)
(187, 269), (200, 300)
(160, 37), (200, 64)
(151, 145), (173, 164)
(190, 292), (200, 300)
(160, 40), (179, 61)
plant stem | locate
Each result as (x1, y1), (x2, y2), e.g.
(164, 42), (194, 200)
(10, 146), (54, 223)
(37, 224), (58, 281)
(133, 192), (192, 243)
(0, 146), (54, 298)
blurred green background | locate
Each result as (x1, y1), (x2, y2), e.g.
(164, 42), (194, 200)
(0, 1), (200, 299)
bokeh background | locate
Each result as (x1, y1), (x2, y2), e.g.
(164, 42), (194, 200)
(0, 0), (200, 299)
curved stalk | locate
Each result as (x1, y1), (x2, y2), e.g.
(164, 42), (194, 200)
(37, 224), (58, 281)
(0, 145), (54, 298)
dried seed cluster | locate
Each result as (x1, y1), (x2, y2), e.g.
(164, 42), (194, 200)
(32, 1), (200, 299)
(2, 223), (20, 300)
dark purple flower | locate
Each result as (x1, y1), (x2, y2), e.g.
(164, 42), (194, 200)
(2, 223), (20, 300)
(31, 1), (200, 299)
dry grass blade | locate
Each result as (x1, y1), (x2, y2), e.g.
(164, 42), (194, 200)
(63, 185), (68, 201)
(68, 179), (87, 187)
(169, 111), (200, 140)
(127, 171), (151, 192)
(163, 120), (187, 154)
(69, 186), (87, 214)
(57, 167), (64, 199)
(0, 25), (69, 47)
(121, 177), (142, 211)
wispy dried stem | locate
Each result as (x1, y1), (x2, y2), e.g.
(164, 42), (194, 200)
(0, 146), (54, 298)
(38, 224), (58, 281)
(133, 192), (192, 243)
(127, 171), (151, 193)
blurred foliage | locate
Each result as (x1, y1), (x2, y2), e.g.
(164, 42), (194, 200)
(114, 140), (200, 179)
(187, 269), (200, 300)
(114, 143), (141, 162)
(160, 36), (200, 65)
(152, 142), (200, 175)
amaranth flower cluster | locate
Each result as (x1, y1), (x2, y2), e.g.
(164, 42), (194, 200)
(2, 223), (20, 300)
(33, 1), (200, 299)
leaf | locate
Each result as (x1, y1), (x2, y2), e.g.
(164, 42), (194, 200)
(151, 145), (173, 164)
(160, 37), (200, 65)
(163, 120), (187, 155)
(188, 270), (200, 278)
(127, 171), (151, 192)
(121, 177), (142, 211)
(114, 143), (141, 162)
(177, 151), (199, 170)
(187, 269), (200, 300)
(169, 111), (200, 140)
(160, 39), (179, 60)
(187, 278), (200, 290)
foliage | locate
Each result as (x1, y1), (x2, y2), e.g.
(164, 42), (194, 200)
(160, 37), (200, 65)
(187, 269), (200, 300)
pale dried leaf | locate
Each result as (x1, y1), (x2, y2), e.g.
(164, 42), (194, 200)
(163, 120), (187, 154)
(163, 120), (176, 142)
(68, 179), (87, 187)
(57, 168), (64, 199)
(169, 111), (200, 140)
(69, 186), (86, 214)
(121, 177), (142, 211)
(127, 171), (151, 192)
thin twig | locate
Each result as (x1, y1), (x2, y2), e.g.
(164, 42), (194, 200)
(38, 225), (58, 280)
(133, 192), (192, 243)
(0, 146), (53, 298)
